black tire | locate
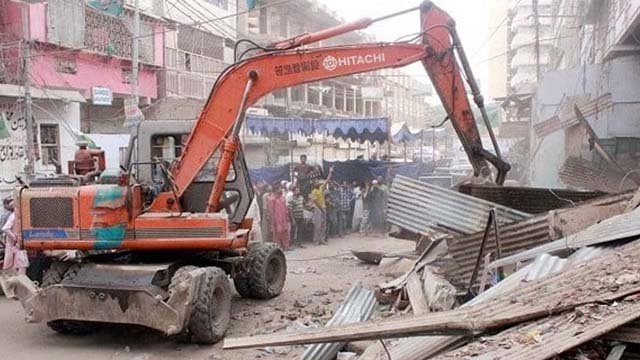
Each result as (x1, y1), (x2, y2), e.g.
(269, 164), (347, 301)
(174, 266), (232, 344)
(41, 262), (99, 336)
(233, 242), (287, 299)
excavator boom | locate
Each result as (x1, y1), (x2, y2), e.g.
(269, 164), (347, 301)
(170, 0), (510, 214)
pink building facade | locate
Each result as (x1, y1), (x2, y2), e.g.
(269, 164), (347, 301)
(0, 0), (165, 197)
(2, 0), (164, 101)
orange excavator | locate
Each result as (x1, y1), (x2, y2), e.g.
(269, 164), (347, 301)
(0, 1), (509, 344)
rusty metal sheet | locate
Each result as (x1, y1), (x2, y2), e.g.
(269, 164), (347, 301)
(559, 157), (631, 192)
(489, 203), (639, 270)
(388, 175), (530, 237)
(456, 184), (606, 214)
(534, 94), (613, 138)
(447, 192), (632, 287)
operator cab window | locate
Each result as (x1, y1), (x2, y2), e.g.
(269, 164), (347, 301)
(150, 134), (186, 183)
(149, 135), (235, 183)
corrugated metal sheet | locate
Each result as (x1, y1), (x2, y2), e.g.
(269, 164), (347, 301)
(385, 263), (534, 360)
(533, 93), (613, 137)
(388, 176), (530, 237)
(224, 240), (640, 350)
(456, 184), (606, 214)
(523, 253), (567, 282)
(489, 206), (640, 270)
(447, 192), (632, 287)
(301, 283), (375, 360)
(559, 156), (631, 192)
(566, 206), (640, 248)
(386, 245), (617, 360)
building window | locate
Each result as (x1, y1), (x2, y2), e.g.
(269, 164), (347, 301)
(55, 57), (77, 74)
(206, 0), (228, 10)
(184, 53), (192, 72)
(40, 124), (60, 166)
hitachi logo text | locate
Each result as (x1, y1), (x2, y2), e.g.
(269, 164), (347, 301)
(322, 53), (386, 71)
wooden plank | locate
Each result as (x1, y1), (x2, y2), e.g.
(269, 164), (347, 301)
(433, 301), (640, 360)
(223, 241), (640, 350)
(405, 272), (429, 315)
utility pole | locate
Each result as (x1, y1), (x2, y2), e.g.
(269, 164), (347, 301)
(21, 6), (35, 178)
(131, 0), (140, 105)
(532, 0), (541, 82)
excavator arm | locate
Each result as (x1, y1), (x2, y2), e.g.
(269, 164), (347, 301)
(169, 1), (510, 216)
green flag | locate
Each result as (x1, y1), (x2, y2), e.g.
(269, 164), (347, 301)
(0, 113), (10, 139)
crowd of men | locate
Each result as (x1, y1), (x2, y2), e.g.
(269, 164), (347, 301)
(254, 155), (390, 251)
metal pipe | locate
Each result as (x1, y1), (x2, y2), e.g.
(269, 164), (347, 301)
(231, 71), (258, 137)
(207, 71), (257, 212)
(270, 5), (421, 50)
(449, 27), (502, 160)
(491, 210), (504, 280)
(466, 209), (496, 300)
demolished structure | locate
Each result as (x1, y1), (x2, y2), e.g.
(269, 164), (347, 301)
(224, 175), (640, 359)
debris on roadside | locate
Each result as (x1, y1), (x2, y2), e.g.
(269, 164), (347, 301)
(223, 180), (640, 360)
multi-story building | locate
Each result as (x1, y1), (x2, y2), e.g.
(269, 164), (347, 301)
(377, 68), (431, 130)
(241, 0), (380, 120)
(487, 1), (510, 101)
(0, 0), (165, 197)
(505, 0), (554, 123)
(526, 0), (640, 189)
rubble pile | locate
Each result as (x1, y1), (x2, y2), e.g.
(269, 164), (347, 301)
(224, 177), (640, 359)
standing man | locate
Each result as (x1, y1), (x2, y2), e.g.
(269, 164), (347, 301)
(336, 180), (354, 237)
(288, 186), (305, 247)
(368, 180), (386, 234)
(310, 166), (333, 244)
(294, 154), (315, 198)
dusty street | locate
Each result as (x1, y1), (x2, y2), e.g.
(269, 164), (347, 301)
(0, 234), (414, 360)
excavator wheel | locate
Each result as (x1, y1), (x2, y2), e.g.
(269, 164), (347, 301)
(41, 262), (100, 336)
(172, 266), (232, 344)
(233, 242), (287, 300)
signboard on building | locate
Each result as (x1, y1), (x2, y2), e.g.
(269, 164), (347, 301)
(92, 87), (113, 106)
(124, 98), (144, 128)
(0, 103), (27, 198)
(361, 87), (384, 101)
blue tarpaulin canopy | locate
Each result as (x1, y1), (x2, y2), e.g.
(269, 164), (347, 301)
(314, 117), (388, 143)
(245, 116), (315, 136)
(244, 115), (388, 143)
(391, 122), (423, 143)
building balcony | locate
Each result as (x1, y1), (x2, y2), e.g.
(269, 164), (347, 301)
(164, 70), (217, 99)
(35, 1), (163, 66)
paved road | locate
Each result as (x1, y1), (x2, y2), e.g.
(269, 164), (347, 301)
(0, 234), (413, 360)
